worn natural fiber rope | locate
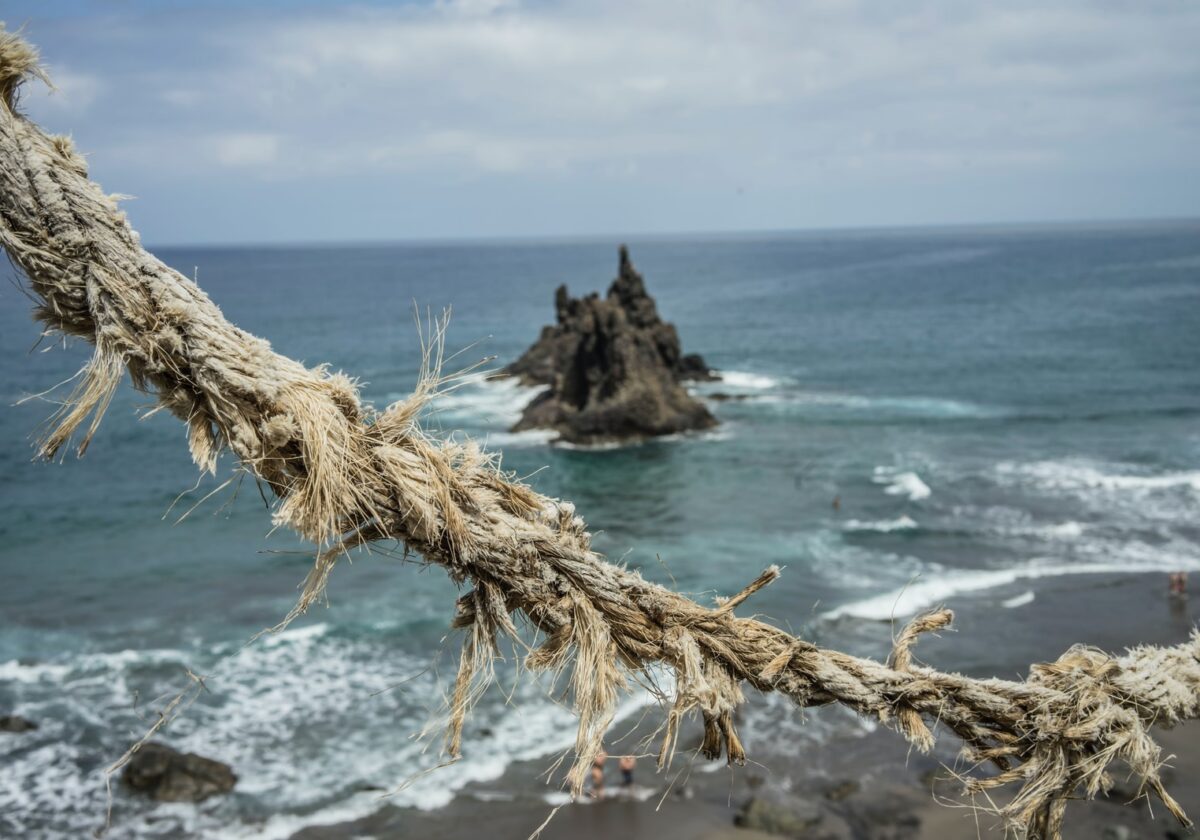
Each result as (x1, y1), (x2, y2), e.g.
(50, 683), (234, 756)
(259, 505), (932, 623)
(2, 29), (1197, 838)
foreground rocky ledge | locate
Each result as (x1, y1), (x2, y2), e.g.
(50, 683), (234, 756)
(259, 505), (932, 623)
(503, 246), (718, 445)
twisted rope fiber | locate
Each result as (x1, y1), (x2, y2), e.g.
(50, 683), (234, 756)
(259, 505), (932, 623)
(2, 30), (1198, 838)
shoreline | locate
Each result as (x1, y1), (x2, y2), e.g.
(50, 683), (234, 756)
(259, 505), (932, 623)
(288, 570), (1199, 839)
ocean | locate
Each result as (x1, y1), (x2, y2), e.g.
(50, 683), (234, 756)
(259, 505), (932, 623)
(1, 221), (1199, 837)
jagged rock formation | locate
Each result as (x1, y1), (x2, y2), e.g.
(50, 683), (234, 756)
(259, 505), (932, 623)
(504, 246), (718, 444)
(505, 246), (717, 388)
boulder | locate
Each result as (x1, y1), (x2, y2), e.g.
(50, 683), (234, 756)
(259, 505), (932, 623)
(0, 714), (37, 733)
(122, 742), (236, 803)
(735, 788), (823, 837)
(835, 785), (922, 840)
(504, 246), (719, 445)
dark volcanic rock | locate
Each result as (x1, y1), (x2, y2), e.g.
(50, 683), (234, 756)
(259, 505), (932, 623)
(504, 246), (718, 445)
(735, 788), (823, 836)
(505, 246), (718, 388)
(835, 785), (922, 840)
(122, 742), (236, 803)
(735, 781), (923, 840)
(0, 714), (37, 733)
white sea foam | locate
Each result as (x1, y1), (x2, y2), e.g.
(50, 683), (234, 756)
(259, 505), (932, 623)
(713, 370), (781, 390)
(259, 621), (328, 647)
(889, 473), (932, 500)
(793, 392), (994, 418)
(421, 373), (737, 449)
(0, 659), (71, 683)
(790, 529), (933, 592)
(824, 556), (1200, 621)
(230, 683), (660, 838)
(0, 647), (193, 698)
(1002, 591), (1036, 609)
(484, 428), (559, 448)
(653, 425), (734, 445)
(825, 569), (1024, 620)
(946, 505), (1092, 544)
(553, 438), (627, 451)
(553, 424), (732, 451)
(719, 388), (998, 419)
(996, 460), (1200, 494)
(737, 690), (878, 759)
(227, 791), (386, 840)
(872, 467), (931, 501)
(1032, 521), (1085, 540)
(994, 460), (1200, 524)
(0, 741), (105, 835)
(842, 515), (918, 533)
(418, 376), (546, 429)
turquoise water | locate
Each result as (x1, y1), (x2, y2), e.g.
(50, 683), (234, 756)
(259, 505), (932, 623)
(1, 222), (1199, 836)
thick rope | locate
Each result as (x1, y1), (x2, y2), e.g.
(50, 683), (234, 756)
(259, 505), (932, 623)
(1, 29), (1197, 838)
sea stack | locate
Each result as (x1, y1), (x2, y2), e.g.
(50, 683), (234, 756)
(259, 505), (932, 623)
(504, 246), (719, 445)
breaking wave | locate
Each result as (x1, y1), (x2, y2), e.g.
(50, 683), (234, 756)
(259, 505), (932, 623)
(872, 468), (931, 501)
(996, 460), (1200, 494)
(842, 516), (919, 533)
(823, 555), (1200, 622)
(711, 370), (784, 390)
(404, 376), (546, 430)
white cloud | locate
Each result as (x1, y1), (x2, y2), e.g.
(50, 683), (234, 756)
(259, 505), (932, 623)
(36, 67), (102, 112)
(10, 0), (1200, 240)
(211, 132), (281, 167)
(361, 128), (685, 175)
(150, 0), (1193, 183)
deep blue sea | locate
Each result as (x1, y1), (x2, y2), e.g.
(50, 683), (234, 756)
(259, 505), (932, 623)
(2, 222), (1199, 837)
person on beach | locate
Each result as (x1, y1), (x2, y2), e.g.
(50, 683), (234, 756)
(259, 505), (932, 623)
(590, 750), (607, 799)
(619, 755), (636, 788)
(1169, 571), (1188, 597)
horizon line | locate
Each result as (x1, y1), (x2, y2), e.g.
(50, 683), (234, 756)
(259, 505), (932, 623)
(145, 214), (1200, 252)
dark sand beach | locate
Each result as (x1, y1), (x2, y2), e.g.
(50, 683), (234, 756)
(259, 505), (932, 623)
(291, 571), (1199, 839)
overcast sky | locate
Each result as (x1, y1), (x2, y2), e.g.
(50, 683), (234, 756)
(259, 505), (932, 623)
(6, 0), (1199, 244)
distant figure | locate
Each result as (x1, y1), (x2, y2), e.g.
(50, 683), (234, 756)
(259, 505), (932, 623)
(1169, 572), (1188, 597)
(590, 750), (607, 799)
(832, 495), (841, 512)
(619, 754), (636, 788)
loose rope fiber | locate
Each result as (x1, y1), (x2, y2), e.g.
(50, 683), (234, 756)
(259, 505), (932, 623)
(2, 29), (1197, 838)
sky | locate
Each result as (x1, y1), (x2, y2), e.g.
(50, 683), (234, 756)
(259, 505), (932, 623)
(4, 0), (1199, 245)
